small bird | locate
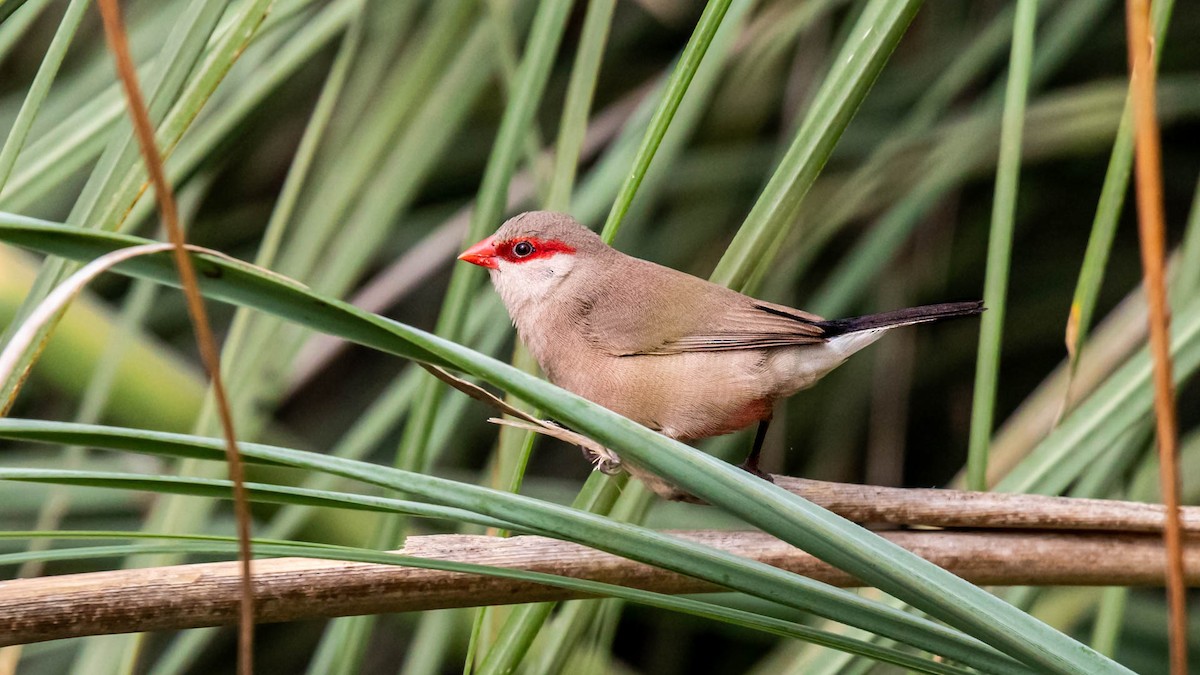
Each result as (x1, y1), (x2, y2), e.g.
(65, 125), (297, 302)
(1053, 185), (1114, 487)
(459, 211), (982, 482)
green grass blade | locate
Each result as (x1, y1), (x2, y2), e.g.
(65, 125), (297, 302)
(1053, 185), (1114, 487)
(996, 296), (1200, 495)
(599, 0), (732, 241)
(1089, 587), (1131, 656)
(0, 0), (54, 63)
(546, 0), (616, 212)
(965, 0), (1038, 491)
(905, 2), (1017, 129)
(0, 0), (89, 191)
(1064, 0), (1174, 375)
(709, 0), (921, 291)
(0, 468), (520, 529)
(0, 92), (120, 213)
(0, 417), (1030, 674)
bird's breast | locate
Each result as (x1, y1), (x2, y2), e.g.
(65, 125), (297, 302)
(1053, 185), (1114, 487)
(528, 342), (778, 441)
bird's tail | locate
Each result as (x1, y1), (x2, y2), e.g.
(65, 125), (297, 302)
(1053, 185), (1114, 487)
(818, 301), (984, 337)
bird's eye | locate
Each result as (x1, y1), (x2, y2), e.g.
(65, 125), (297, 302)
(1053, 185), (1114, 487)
(512, 241), (535, 257)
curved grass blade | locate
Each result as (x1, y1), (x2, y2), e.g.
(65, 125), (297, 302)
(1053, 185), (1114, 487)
(1177, 174), (1200, 299)
(0, 417), (1030, 674)
(0, 219), (1126, 673)
(0, 468), (524, 531)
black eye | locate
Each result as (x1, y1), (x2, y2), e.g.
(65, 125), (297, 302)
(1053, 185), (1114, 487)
(512, 241), (535, 257)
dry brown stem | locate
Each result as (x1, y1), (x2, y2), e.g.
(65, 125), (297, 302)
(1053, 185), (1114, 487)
(95, 0), (254, 670)
(1124, 0), (1187, 672)
(2, 529), (1197, 647)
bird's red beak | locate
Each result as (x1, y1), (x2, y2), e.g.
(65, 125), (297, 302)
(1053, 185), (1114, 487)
(458, 235), (500, 269)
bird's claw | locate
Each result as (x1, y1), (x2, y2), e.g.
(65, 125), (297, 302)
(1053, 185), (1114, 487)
(582, 445), (623, 475)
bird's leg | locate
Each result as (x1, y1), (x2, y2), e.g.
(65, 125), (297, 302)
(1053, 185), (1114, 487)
(738, 419), (774, 482)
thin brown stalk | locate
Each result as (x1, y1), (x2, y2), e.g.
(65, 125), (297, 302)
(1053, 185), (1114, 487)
(93, 0), (255, 672)
(1124, 1), (1187, 673)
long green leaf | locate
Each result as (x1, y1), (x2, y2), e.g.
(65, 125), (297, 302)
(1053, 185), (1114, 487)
(965, 0), (1038, 490)
(0, 468), (523, 529)
(1064, 0), (1175, 375)
(599, 0), (732, 240)
(0, 416), (1027, 675)
(0, 218), (1126, 673)
(0, 0), (90, 191)
(710, 0), (921, 290)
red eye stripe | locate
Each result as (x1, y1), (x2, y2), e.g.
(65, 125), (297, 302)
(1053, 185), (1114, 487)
(495, 238), (576, 263)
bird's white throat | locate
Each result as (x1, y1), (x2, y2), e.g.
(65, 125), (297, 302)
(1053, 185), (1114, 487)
(489, 254), (578, 321)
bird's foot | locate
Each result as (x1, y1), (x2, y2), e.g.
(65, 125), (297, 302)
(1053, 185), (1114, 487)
(582, 445), (623, 475)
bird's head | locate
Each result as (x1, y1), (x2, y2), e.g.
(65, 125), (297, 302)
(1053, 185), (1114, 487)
(458, 211), (607, 313)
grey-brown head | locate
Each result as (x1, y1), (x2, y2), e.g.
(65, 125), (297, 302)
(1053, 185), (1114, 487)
(495, 211), (607, 255)
(458, 211), (611, 315)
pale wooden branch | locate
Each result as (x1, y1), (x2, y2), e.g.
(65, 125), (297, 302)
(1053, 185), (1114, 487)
(774, 476), (1200, 534)
(3, 530), (1199, 646)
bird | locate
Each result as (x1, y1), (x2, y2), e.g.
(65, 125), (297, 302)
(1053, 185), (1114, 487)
(458, 211), (982, 485)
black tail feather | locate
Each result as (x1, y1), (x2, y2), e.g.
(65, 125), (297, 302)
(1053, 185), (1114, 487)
(818, 301), (984, 337)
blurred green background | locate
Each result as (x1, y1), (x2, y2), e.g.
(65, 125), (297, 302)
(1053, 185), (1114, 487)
(2, 0), (1199, 673)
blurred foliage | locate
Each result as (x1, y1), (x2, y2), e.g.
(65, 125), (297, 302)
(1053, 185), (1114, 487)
(2, 0), (1199, 673)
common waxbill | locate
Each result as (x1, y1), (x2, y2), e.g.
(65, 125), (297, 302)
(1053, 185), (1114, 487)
(459, 211), (982, 480)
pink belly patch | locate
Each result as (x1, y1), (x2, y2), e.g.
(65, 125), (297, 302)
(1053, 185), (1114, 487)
(706, 397), (773, 438)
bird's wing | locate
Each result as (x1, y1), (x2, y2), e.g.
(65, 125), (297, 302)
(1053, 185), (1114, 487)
(578, 260), (828, 356)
